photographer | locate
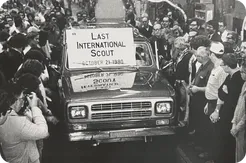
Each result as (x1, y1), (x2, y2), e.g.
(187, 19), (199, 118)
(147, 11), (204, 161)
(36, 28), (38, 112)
(0, 82), (49, 163)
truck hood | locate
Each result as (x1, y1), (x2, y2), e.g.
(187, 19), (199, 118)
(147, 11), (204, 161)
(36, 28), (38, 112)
(62, 70), (174, 102)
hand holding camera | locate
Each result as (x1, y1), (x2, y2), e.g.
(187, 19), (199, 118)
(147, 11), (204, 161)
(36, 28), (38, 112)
(26, 92), (38, 109)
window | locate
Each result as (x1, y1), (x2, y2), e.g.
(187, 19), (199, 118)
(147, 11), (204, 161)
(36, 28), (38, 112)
(135, 43), (152, 66)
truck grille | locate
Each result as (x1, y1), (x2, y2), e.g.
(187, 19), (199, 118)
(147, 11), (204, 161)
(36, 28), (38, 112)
(91, 102), (152, 111)
(91, 110), (152, 119)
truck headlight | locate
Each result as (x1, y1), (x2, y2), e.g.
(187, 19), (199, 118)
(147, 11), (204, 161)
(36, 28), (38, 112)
(69, 106), (88, 119)
(155, 102), (171, 114)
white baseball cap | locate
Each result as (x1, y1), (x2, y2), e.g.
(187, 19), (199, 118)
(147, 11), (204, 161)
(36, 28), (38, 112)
(210, 41), (224, 55)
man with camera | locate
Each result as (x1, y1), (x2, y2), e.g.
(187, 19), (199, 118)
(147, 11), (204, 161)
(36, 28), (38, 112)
(0, 82), (49, 163)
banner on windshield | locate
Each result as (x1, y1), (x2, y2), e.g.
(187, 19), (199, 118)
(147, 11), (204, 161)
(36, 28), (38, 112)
(66, 28), (136, 69)
(71, 72), (136, 92)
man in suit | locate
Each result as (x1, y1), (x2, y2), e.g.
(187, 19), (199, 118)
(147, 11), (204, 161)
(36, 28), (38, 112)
(206, 20), (222, 42)
(138, 16), (153, 39)
(218, 20), (229, 42)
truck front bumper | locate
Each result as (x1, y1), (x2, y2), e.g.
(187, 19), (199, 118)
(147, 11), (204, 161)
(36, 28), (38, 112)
(68, 126), (176, 142)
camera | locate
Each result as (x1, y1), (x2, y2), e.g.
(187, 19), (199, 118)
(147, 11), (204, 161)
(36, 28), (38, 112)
(18, 94), (30, 115)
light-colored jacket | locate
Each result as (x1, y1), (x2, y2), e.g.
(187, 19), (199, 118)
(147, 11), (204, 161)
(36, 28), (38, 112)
(232, 82), (246, 162)
(0, 107), (49, 163)
(232, 82), (246, 130)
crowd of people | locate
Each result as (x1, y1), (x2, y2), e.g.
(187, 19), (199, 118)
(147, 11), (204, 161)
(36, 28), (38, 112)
(132, 5), (246, 163)
(0, 0), (245, 163)
(0, 0), (81, 162)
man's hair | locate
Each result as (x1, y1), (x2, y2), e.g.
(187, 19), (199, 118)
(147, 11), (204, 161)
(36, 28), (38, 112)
(174, 37), (188, 49)
(15, 59), (44, 79)
(0, 82), (23, 115)
(219, 20), (227, 27)
(14, 15), (22, 27)
(190, 35), (211, 50)
(222, 53), (238, 69)
(207, 20), (219, 31)
(223, 42), (234, 53)
(17, 73), (41, 93)
(24, 49), (46, 65)
(18, 11), (25, 15)
(27, 12), (35, 20)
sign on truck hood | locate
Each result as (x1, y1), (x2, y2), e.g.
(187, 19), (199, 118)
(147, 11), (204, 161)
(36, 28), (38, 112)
(66, 28), (136, 69)
(70, 71), (136, 92)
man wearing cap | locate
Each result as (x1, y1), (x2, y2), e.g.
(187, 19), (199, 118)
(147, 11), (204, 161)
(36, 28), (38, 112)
(210, 53), (244, 163)
(139, 16), (153, 39)
(201, 42), (227, 162)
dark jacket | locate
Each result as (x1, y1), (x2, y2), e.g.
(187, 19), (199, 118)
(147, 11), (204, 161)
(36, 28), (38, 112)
(1, 48), (23, 81)
(150, 36), (171, 61)
(139, 25), (153, 39)
(218, 71), (244, 131)
(209, 32), (222, 42)
(175, 50), (193, 84)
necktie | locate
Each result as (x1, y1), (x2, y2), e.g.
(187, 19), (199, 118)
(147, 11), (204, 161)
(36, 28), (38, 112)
(191, 59), (197, 81)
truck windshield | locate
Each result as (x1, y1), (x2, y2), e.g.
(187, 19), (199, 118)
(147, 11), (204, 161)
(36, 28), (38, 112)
(135, 43), (152, 67)
(66, 42), (153, 70)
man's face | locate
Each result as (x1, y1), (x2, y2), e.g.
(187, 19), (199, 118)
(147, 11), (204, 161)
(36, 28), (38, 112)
(7, 18), (13, 26)
(25, 9), (31, 14)
(51, 17), (57, 24)
(3, 24), (10, 33)
(167, 12), (172, 19)
(19, 13), (25, 19)
(34, 17), (41, 26)
(13, 3), (17, 8)
(189, 21), (198, 31)
(196, 47), (209, 63)
(226, 34), (235, 44)
(142, 17), (148, 28)
(220, 61), (229, 73)
(161, 17), (169, 28)
(77, 14), (82, 21)
(240, 42), (246, 58)
(152, 25), (162, 37)
(218, 22), (225, 33)
(11, 92), (25, 113)
(206, 24), (215, 34)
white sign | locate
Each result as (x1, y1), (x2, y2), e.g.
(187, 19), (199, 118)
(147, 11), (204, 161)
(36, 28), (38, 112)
(66, 28), (136, 68)
(71, 72), (136, 92)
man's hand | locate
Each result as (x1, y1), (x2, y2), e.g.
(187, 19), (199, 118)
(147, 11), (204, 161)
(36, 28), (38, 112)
(24, 108), (33, 121)
(230, 127), (238, 137)
(46, 116), (59, 125)
(27, 92), (38, 108)
(190, 85), (200, 93)
(210, 111), (220, 123)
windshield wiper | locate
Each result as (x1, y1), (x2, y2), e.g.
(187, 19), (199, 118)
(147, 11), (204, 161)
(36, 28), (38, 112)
(118, 65), (140, 71)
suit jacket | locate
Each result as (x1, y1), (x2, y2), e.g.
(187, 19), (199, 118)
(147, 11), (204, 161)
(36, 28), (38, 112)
(1, 48), (24, 81)
(0, 107), (49, 163)
(209, 32), (222, 42)
(139, 25), (153, 39)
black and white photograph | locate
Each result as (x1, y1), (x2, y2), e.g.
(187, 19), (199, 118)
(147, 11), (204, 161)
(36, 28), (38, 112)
(0, 0), (246, 163)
